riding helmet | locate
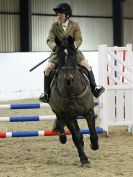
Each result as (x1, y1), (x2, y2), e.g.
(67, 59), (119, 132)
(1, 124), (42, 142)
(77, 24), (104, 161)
(53, 3), (72, 16)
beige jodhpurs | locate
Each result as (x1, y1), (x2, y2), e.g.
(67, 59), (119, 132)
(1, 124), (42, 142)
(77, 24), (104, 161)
(44, 50), (91, 76)
(45, 59), (91, 76)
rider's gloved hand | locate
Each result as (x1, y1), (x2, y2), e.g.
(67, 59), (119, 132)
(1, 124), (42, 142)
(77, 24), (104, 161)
(56, 46), (64, 56)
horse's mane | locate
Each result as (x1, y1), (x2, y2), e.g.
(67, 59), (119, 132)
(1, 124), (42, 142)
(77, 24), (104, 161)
(55, 35), (78, 68)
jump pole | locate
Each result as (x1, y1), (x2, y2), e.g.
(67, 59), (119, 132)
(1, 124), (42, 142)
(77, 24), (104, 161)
(0, 114), (98, 122)
(0, 127), (103, 138)
(0, 103), (48, 109)
(0, 102), (99, 110)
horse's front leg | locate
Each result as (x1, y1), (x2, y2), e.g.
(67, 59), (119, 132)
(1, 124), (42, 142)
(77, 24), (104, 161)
(64, 118), (90, 167)
(52, 116), (67, 144)
(74, 119), (84, 147)
(85, 109), (99, 150)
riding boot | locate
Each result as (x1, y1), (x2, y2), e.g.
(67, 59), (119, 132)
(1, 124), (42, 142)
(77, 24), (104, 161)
(87, 68), (105, 98)
(39, 75), (50, 103)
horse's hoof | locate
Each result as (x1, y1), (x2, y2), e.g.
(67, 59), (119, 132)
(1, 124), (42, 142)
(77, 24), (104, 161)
(90, 142), (99, 150)
(59, 134), (67, 144)
(80, 161), (91, 168)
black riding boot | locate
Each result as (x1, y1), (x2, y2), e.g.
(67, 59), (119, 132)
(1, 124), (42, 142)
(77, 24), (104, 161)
(39, 75), (50, 103)
(87, 68), (105, 98)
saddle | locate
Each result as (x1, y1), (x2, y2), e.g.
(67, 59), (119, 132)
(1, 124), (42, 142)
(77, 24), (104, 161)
(49, 64), (89, 85)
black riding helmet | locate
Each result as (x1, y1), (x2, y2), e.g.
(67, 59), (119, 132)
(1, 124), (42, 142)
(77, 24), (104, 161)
(53, 3), (72, 17)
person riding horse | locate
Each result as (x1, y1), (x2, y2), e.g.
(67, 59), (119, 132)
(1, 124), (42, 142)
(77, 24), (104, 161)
(39, 3), (105, 103)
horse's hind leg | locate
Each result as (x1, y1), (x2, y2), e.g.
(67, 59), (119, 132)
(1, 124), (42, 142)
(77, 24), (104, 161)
(64, 119), (90, 167)
(85, 110), (99, 150)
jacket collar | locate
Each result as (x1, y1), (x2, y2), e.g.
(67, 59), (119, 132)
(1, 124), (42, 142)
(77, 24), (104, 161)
(56, 20), (73, 35)
(65, 20), (73, 35)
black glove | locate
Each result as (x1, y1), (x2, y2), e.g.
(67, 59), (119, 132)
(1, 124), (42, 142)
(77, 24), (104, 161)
(56, 46), (64, 56)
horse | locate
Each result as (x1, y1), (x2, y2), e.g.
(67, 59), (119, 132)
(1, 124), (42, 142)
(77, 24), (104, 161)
(48, 35), (99, 167)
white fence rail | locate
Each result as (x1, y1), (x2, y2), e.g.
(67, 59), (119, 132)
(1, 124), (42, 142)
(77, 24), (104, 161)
(98, 44), (133, 135)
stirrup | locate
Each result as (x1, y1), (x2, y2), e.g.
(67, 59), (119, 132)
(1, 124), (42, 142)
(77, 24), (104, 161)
(39, 93), (49, 103)
(93, 86), (105, 98)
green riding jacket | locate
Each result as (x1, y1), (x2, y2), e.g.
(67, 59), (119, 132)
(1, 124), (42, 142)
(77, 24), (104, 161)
(47, 20), (85, 63)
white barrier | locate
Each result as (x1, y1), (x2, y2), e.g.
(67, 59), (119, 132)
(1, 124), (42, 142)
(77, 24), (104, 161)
(98, 44), (133, 135)
(0, 52), (98, 101)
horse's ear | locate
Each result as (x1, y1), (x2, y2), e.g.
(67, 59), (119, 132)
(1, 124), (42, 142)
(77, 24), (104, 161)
(55, 36), (62, 46)
(67, 35), (74, 45)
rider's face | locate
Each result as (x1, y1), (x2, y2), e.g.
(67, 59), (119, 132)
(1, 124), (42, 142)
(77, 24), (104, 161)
(57, 13), (66, 23)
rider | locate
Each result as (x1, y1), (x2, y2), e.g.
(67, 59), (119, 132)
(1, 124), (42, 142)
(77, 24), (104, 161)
(39, 3), (105, 103)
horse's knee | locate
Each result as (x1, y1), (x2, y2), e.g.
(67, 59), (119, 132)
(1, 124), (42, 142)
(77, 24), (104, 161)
(53, 118), (65, 131)
(84, 109), (95, 119)
(72, 131), (83, 146)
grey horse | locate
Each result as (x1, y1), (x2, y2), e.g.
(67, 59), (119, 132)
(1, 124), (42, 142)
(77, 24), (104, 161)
(49, 36), (99, 167)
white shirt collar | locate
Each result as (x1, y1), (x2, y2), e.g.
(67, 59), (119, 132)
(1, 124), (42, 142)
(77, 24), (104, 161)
(58, 19), (69, 27)
(62, 19), (69, 27)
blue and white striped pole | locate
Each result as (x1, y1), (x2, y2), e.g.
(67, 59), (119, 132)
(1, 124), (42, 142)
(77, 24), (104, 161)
(0, 127), (103, 138)
(0, 102), (99, 110)
(0, 114), (97, 122)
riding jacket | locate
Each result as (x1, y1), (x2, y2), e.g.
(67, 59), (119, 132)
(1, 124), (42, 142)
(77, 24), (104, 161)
(47, 20), (85, 63)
